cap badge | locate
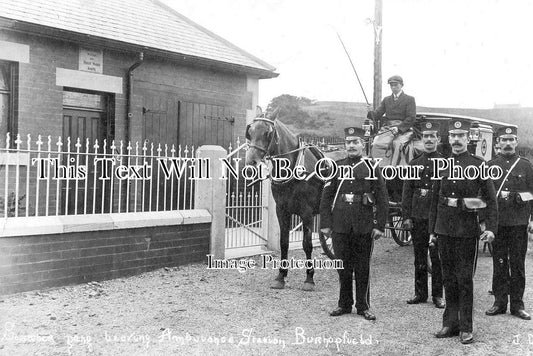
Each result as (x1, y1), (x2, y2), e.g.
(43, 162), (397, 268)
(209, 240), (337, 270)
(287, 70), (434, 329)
(348, 128), (354, 134)
(425, 122), (432, 129)
(505, 128), (512, 134)
(454, 121), (461, 128)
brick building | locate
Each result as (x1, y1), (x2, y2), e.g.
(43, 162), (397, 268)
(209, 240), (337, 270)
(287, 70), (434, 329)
(0, 0), (277, 294)
(0, 0), (277, 149)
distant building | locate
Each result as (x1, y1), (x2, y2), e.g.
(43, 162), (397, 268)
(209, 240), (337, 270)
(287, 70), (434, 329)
(494, 103), (521, 109)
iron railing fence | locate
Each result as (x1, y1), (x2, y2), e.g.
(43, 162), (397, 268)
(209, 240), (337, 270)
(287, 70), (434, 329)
(0, 133), (196, 218)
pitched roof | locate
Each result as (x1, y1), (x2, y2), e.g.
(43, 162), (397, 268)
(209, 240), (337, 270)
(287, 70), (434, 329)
(0, 0), (277, 77)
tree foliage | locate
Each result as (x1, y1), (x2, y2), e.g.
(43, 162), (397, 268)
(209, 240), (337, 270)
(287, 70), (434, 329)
(266, 94), (321, 129)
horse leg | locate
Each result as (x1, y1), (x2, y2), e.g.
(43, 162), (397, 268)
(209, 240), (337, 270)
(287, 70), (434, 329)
(271, 209), (291, 289)
(301, 211), (315, 291)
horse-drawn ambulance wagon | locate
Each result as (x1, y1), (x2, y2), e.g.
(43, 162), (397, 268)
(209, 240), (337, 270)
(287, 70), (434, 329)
(318, 112), (517, 258)
(244, 110), (517, 284)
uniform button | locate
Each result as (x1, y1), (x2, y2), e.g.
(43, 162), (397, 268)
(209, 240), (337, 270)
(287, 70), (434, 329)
(373, 220), (377, 224)
(453, 181), (456, 184)
(451, 192), (455, 195)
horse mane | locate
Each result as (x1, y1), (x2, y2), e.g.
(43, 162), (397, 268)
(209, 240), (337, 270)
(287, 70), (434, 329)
(273, 119), (298, 142)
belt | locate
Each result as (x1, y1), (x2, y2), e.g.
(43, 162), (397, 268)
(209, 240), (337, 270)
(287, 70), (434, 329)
(499, 191), (513, 200)
(341, 194), (362, 204)
(416, 188), (431, 197)
(439, 196), (460, 207)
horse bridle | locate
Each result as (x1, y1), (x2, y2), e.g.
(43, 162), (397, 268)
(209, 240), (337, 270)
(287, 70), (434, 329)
(245, 117), (278, 158)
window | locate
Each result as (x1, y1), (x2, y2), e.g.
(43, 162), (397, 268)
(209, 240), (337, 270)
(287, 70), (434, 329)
(0, 61), (17, 147)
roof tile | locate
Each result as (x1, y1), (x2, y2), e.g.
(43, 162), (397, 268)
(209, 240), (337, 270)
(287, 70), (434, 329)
(0, 0), (275, 72)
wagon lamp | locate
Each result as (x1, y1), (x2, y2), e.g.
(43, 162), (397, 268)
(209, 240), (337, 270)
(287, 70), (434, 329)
(469, 121), (480, 143)
(362, 119), (373, 155)
(363, 119), (373, 138)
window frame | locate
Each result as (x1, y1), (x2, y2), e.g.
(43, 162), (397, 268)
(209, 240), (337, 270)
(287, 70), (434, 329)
(0, 60), (18, 147)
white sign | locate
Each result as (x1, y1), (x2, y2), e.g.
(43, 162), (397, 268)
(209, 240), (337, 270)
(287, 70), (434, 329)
(79, 48), (103, 74)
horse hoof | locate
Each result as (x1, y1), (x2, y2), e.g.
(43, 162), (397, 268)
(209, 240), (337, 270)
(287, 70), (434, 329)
(271, 280), (285, 289)
(302, 282), (315, 292)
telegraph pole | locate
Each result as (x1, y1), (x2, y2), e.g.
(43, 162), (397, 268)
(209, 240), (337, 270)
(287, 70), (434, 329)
(373, 0), (383, 109)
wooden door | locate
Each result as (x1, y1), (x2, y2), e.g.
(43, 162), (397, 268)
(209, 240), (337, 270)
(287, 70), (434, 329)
(62, 108), (109, 214)
(178, 101), (234, 148)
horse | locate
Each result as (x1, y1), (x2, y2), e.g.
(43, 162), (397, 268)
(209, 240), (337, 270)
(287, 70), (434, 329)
(245, 111), (325, 291)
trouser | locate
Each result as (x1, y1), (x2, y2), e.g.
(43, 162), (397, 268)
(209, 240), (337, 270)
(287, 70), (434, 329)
(332, 230), (374, 312)
(412, 219), (443, 299)
(438, 234), (479, 332)
(371, 128), (415, 166)
(491, 225), (528, 311)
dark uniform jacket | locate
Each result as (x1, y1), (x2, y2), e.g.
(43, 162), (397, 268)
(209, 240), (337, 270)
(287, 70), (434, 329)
(428, 151), (498, 237)
(489, 153), (533, 226)
(402, 151), (444, 220)
(319, 156), (389, 234)
(368, 92), (416, 134)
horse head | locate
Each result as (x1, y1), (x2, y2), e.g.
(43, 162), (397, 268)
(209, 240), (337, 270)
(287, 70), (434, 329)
(244, 108), (280, 166)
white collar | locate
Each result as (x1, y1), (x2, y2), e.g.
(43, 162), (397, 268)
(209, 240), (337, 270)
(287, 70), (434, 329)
(393, 90), (403, 99)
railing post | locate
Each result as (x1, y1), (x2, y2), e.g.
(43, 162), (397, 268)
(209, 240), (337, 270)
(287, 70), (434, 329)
(195, 145), (226, 259)
(262, 179), (280, 252)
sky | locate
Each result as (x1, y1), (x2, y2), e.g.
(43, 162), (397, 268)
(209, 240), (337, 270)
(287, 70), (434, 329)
(162, 0), (533, 110)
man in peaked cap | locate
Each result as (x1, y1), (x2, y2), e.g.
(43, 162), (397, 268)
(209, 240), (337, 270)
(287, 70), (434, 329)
(402, 120), (444, 309)
(428, 118), (498, 344)
(494, 142), (502, 157)
(486, 126), (533, 320)
(320, 127), (388, 321)
(367, 75), (417, 166)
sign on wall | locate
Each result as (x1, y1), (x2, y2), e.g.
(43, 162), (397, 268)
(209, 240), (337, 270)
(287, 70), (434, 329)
(79, 48), (103, 73)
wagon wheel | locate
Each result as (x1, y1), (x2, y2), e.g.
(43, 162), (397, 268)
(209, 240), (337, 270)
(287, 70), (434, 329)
(319, 231), (336, 260)
(387, 214), (412, 246)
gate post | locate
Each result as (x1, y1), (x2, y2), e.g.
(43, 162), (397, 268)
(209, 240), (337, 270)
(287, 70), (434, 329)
(195, 145), (226, 259)
(262, 179), (280, 252)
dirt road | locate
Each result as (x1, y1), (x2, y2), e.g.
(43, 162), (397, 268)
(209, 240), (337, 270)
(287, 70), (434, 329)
(1, 237), (532, 355)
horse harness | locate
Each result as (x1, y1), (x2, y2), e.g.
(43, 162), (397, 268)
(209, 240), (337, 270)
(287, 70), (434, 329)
(245, 117), (323, 186)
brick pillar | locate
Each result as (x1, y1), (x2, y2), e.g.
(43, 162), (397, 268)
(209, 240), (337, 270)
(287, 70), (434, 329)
(195, 145), (227, 259)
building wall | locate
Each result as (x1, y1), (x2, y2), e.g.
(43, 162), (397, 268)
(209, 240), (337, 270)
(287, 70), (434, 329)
(0, 222), (210, 295)
(0, 30), (256, 148)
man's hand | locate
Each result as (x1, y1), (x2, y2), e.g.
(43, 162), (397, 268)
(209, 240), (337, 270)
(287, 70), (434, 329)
(366, 104), (373, 112)
(371, 228), (384, 240)
(480, 230), (495, 243)
(402, 218), (413, 230)
(390, 126), (399, 135)
(428, 233), (438, 248)
(528, 221), (533, 234)
(320, 227), (332, 236)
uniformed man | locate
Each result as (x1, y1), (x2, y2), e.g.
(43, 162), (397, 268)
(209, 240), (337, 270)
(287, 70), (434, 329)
(402, 120), (444, 308)
(320, 127), (389, 320)
(367, 75), (417, 166)
(428, 119), (498, 344)
(485, 126), (533, 320)
(494, 142), (502, 157)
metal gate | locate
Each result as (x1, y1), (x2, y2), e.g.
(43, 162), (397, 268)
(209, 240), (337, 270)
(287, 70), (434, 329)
(224, 138), (269, 256)
(288, 214), (321, 249)
(224, 137), (322, 257)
